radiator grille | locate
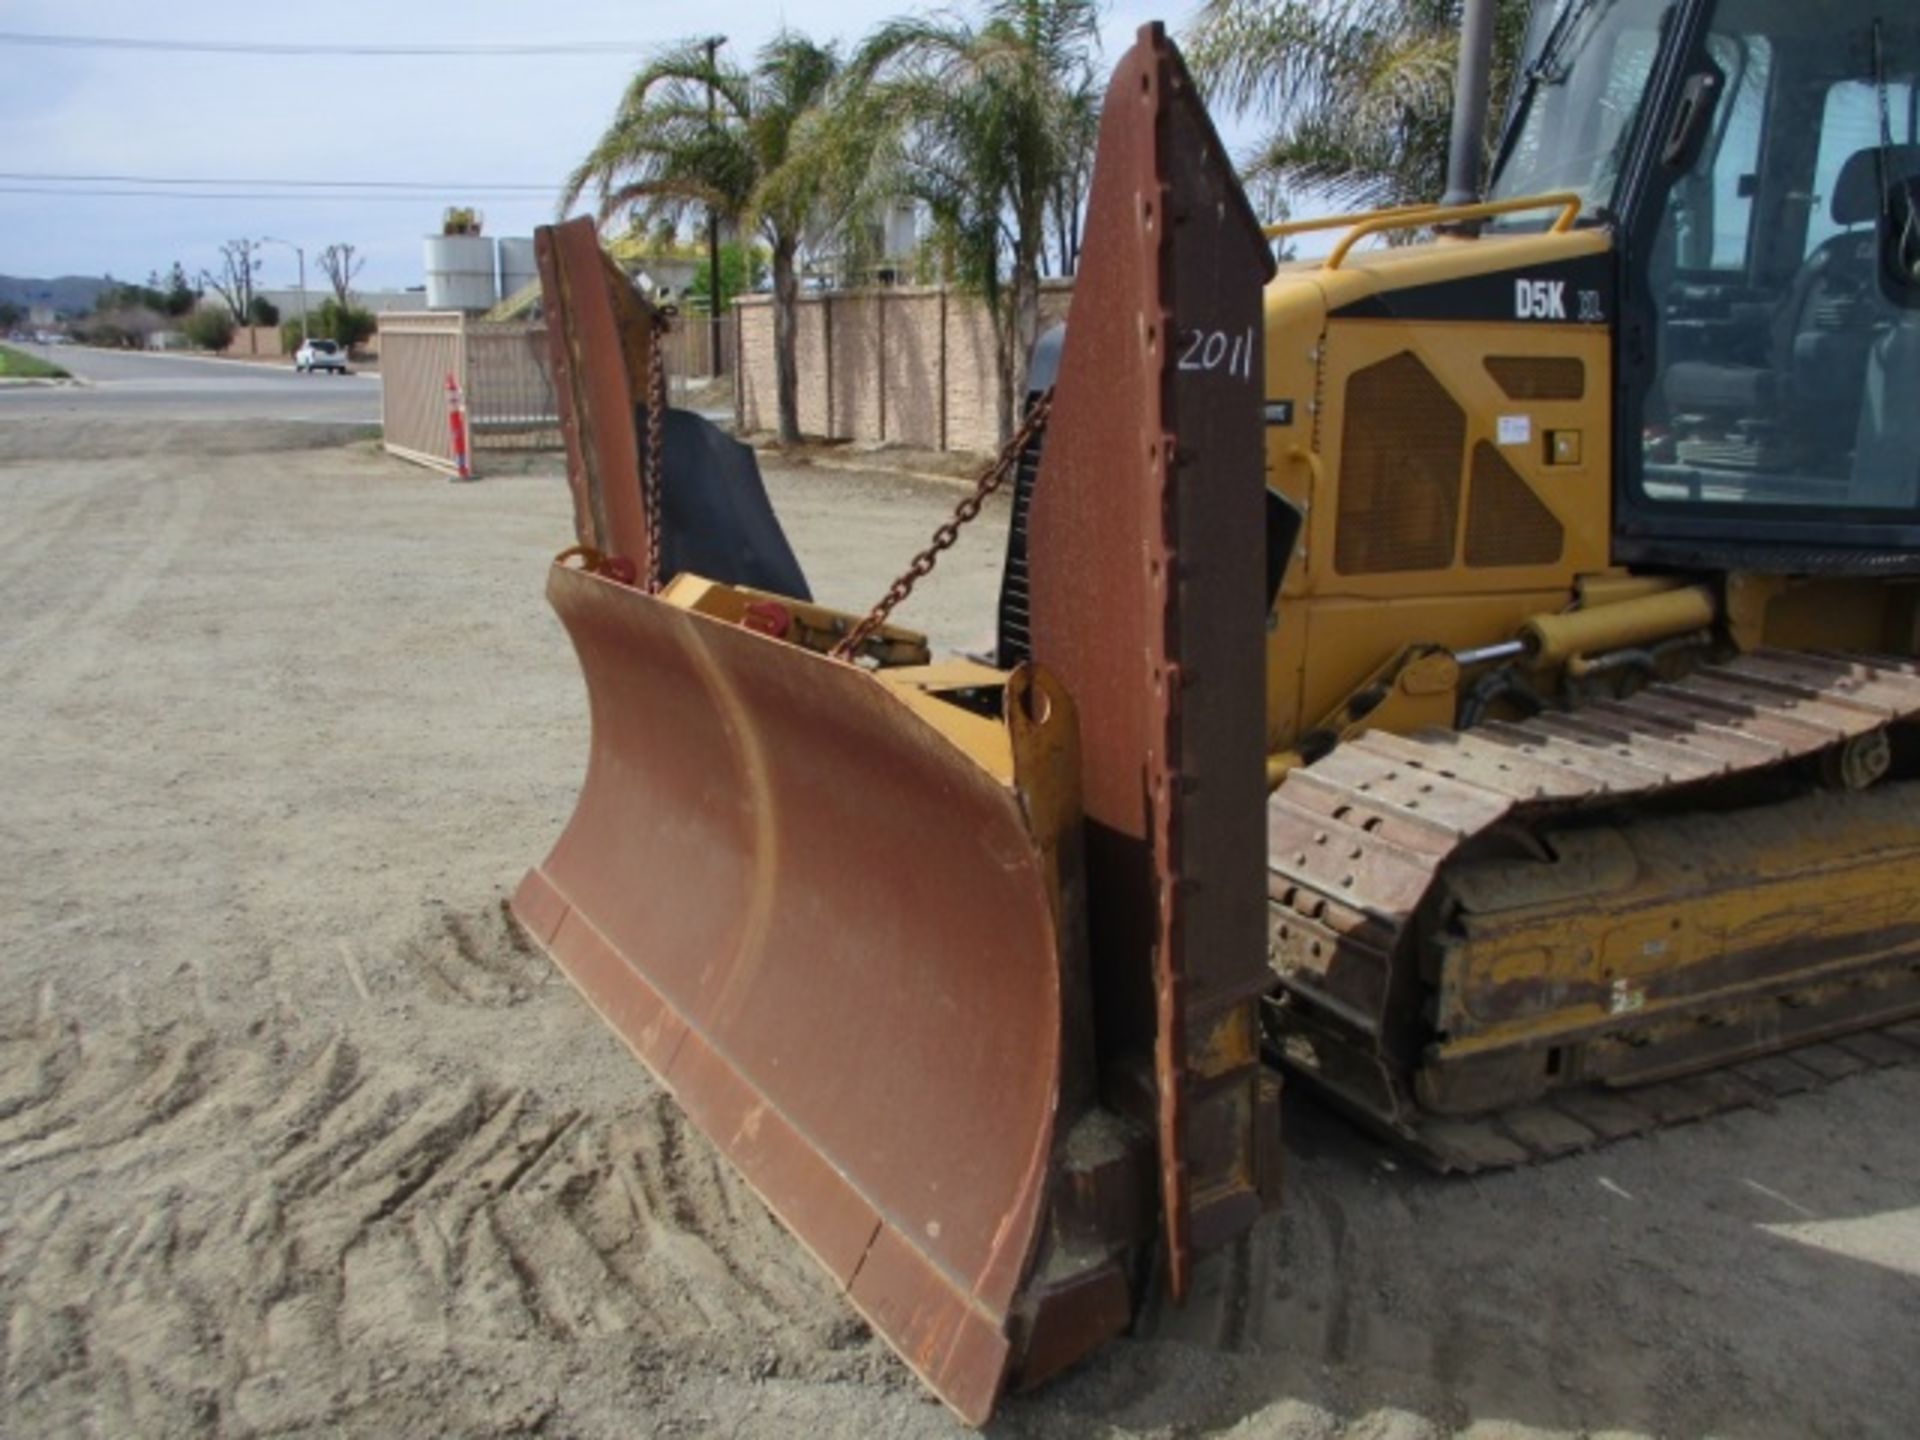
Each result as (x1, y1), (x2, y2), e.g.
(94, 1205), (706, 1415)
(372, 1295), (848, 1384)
(1335, 352), (1464, 575)
(1465, 442), (1564, 567)
(1484, 356), (1586, 401)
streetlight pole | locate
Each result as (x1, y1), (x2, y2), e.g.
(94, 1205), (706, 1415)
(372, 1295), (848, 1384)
(703, 35), (726, 379)
(260, 235), (308, 349)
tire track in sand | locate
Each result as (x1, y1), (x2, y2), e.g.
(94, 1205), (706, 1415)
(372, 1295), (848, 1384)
(0, 903), (897, 1434)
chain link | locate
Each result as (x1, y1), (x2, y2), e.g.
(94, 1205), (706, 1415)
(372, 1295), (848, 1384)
(831, 389), (1053, 662)
(643, 311), (670, 594)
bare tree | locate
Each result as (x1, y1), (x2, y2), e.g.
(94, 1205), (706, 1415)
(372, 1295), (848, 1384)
(199, 239), (262, 324)
(317, 243), (364, 309)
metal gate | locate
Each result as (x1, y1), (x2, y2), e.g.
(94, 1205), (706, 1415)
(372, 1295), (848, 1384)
(380, 310), (715, 476)
(377, 312), (466, 475)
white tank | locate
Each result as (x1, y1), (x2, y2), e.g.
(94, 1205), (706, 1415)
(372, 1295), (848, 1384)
(497, 237), (538, 302)
(423, 234), (498, 311)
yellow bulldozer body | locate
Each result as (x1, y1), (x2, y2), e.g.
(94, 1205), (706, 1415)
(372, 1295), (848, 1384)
(1252, 213), (1920, 1161)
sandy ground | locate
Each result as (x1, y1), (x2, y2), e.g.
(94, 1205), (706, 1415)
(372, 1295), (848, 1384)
(0, 419), (1915, 1438)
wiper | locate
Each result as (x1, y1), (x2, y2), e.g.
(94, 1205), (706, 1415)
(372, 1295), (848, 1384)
(1492, 0), (1603, 195)
(1525, 0), (1601, 85)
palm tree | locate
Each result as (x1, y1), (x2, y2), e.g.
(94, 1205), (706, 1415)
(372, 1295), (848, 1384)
(1183, 0), (1531, 212)
(851, 0), (1102, 442)
(562, 33), (851, 445)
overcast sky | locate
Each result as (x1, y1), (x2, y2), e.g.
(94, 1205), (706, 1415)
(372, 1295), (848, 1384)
(0, 0), (1252, 293)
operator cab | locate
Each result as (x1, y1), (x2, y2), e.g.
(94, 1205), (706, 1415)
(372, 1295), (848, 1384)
(1488, 0), (1920, 568)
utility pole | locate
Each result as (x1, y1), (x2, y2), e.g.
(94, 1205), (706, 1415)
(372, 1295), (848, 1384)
(261, 235), (308, 346)
(704, 34), (727, 378)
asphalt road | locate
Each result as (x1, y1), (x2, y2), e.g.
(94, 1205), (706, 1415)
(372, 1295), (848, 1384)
(0, 340), (380, 424)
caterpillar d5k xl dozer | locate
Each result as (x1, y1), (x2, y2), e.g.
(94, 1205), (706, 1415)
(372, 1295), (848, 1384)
(512, 3), (1920, 1422)
(1231, 0), (1920, 1170)
(515, 28), (1278, 1424)
(999, 0), (1920, 1170)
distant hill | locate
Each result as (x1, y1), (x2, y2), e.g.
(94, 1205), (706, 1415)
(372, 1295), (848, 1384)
(0, 274), (114, 315)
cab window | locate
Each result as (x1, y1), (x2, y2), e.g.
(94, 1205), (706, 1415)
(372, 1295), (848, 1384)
(1638, 3), (1920, 515)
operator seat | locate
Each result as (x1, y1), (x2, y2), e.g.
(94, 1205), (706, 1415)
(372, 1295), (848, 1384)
(1664, 144), (1920, 457)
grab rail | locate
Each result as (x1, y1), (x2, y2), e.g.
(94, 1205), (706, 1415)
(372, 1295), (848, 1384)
(1261, 192), (1586, 269)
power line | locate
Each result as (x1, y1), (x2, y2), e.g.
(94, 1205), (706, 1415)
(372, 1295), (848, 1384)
(0, 31), (648, 57)
(1, 172), (554, 193)
(0, 186), (557, 203)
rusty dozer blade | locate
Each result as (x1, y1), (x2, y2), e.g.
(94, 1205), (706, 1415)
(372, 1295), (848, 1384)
(514, 570), (1103, 1425)
(521, 228), (1132, 1421)
(513, 25), (1276, 1424)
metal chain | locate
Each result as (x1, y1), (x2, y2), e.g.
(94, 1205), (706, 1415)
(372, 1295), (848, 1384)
(644, 310), (670, 594)
(831, 389), (1053, 662)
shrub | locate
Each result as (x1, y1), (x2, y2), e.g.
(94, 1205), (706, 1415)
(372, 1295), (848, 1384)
(182, 305), (236, 352)
(686, 242), (770, 313)
(312, 299), (376, 350)
(74, 306), (165, 349)
(247, 295), (281, 326)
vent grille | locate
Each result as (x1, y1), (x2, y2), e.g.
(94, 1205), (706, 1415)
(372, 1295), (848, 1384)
(1335, 352), (1464, 575)
(993, 412), (1047, 666)
(1485, 356), (1586, 401)
(1465, 442), (1564, 567)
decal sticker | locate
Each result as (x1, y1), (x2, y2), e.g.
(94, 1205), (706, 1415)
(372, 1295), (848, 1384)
(1498, 415), (1533, 446)
(1515, 278), (1568, 320)
(1265, 400), (1295, 425)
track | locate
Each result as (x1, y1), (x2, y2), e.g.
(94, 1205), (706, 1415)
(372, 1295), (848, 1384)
(1268, 649), (1920, 1169)
(1273, 1006), (1920, 1172)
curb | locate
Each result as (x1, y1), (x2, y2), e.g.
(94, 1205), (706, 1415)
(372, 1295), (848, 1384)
(60, 347), (382, 379)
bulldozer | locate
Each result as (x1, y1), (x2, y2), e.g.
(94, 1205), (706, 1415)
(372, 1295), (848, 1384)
(513, 5), (1920, 1424)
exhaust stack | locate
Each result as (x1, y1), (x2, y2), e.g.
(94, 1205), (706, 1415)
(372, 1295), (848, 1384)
(1441, 0), (1499, 212)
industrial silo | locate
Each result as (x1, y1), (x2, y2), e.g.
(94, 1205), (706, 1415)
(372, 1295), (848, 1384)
(497, 238), (538, 305)
(423, 234), (498, 311)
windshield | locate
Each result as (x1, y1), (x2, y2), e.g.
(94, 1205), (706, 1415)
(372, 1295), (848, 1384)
(1638, 2), (1920, 517)
(1489, 0), (1677, 220)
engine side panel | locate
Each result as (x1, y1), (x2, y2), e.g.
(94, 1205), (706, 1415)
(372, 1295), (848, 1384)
(1260, 230), (1618, 754)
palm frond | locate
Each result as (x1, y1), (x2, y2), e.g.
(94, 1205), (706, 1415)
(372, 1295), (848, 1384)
(1184, 0), (1530, 210)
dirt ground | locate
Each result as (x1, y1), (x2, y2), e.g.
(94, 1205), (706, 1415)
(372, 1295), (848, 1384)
(1, 419), (1915, 1439)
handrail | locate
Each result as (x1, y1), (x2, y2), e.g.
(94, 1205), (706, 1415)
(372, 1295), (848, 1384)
(1262, 203), (1436, 242)
(1323, 192), (1584, 269)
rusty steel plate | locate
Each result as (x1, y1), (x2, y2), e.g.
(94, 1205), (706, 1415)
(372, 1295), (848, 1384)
(535, 216), (653, 561)
(1025, 23), (1278, 1295)
(513, 563), (1078, 1423)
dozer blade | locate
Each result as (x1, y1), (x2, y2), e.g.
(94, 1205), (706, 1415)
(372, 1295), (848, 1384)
(513, 569), (1100, 1423)
(514, 26), (1278, 1423)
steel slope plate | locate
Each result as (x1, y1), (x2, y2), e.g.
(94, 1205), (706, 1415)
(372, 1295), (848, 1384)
(535, 216), (657, 561)
(1025, 23), (1280, 1298)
